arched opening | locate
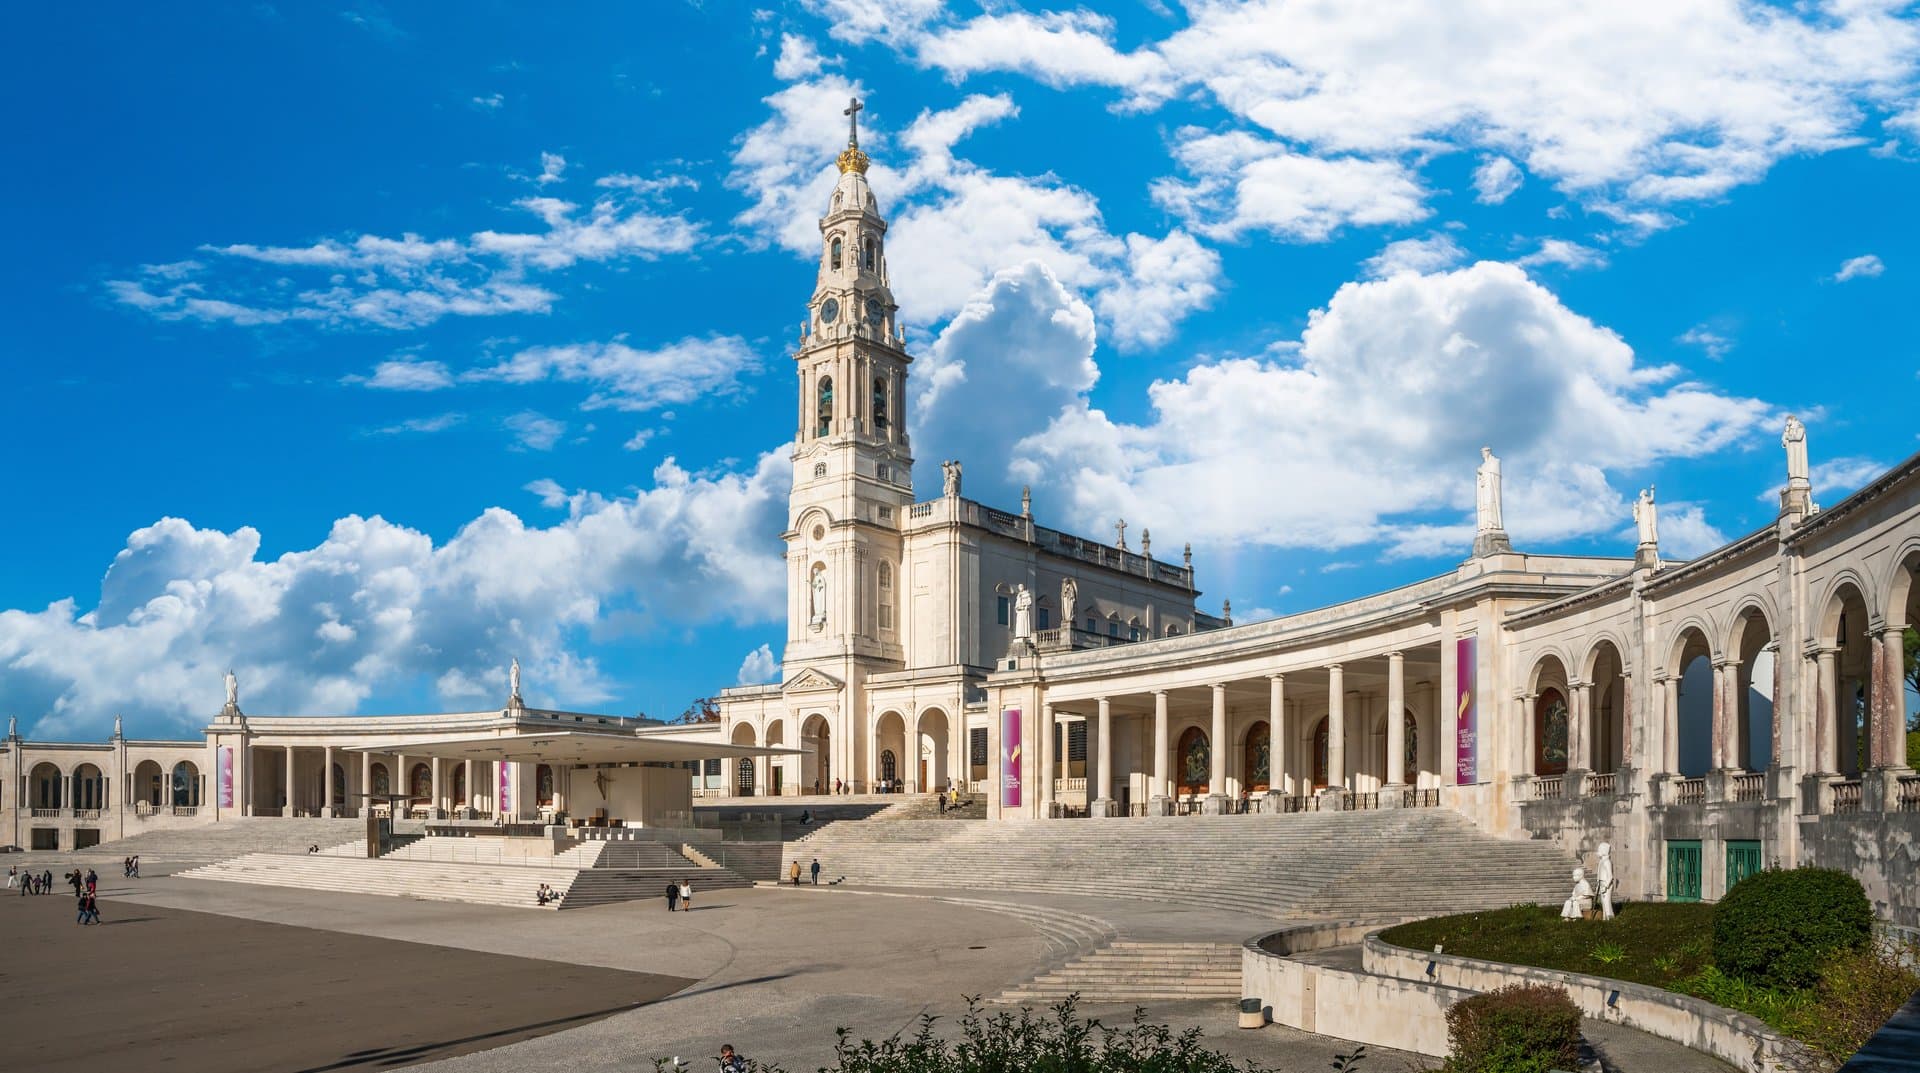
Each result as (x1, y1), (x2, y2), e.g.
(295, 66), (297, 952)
(1731, 609), (1776, 772)
(1674, 629), (1715, 777)
(737, 756), (757, 795)
(72, 763), (105, 811)
(1585, 641), (1628, 775)
(764, 721), (788, 796)
(879, 750), (898, 786)
(917, 708), (951, 793)
(872, 377), (888, 430)
(29, 763), (62, 810)
(816, 376), (833, 438)
(134, 760), (164, 807)
(410, 763), (433, 806)
(448, 764), (464, 812)
(1243, 721), (1271, 792)
(861, 235), (876, 270)
(370, 762), (390, 797)
(171, 761), (201, 807)
(1176, 726), (1210, 796)
(1535, 689), (1570, 776)
(1311, 717), (1330, 790)
(829, 236), (842, 270)
(1894, 550), (1920, 767)
(874, 711), (908, 790)
(802, 713), (832, 793)
(1822, 584), (1875, 775)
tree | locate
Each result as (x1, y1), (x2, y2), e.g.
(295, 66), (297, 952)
(672, 696), (720, 724)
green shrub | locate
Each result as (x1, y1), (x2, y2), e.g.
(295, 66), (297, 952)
(1784, 939), (1920, 1064)
(1443, 984), (1582, 1073)
(1712, 867), (1872, 990)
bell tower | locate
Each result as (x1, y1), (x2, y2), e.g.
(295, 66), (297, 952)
(785, 97), (913, 669)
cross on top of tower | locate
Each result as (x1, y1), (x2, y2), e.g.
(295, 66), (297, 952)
(844, 97), (863, 149)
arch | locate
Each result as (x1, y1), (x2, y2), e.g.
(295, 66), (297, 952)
(1816, 570), (1880, 642)
(369, 762), (390, 797)
(448, 764), (465, 812)
(133, 759), (165, 807)
(1730, 604), (1777, 772)
(1527, 651), (1574, 697)
(410, 763), (432, 804)
(1534, 688), (1570, 776)
(28, 762), (63, 810)
(916, 706), (951, 793)
(170, 760), (201, 807)
(1885, 538), (1920, 629)
(861, 234), (876, 270)
(874, 710), (908, 790)
(72, 763), (105, 811)
(816, 375), (834, 437)
(802, 712), (833, 792)
(1243, 721), (1271, 792)
(878, 749), (898, 784)
(1578, 630), (1634, 683)
(1674, 626), (1716, 777)
(1664, 617), (1722, 676)
(1820, 579), (1877, 775)
(1176, 726), (1210, 796)
(1584, 639), (1629, 775)
(872, 377), (889, 430)
(829, 235), (842, 269)
(737, 756), (757, 794)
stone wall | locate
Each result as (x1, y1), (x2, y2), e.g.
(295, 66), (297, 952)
(1798, 812), (1920, 928)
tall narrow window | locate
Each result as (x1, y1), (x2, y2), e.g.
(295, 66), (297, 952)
(829, 237), (842, 269)
(872, 377), (888, 430)
(996, 595), (1010, 626)
(877, 562), (894, 631)
(862, 236), (876, 270)
(816, 376), (833, 437)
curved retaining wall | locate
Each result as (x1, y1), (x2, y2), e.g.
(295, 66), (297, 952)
(1241, 922), (1803, 1072)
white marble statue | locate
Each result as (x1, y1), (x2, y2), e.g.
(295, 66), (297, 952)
(113, 714), (122, 738)
(509, 657), (521, 699)
(1476, 447), (1504, 531)
(225, 668), (238, 710)
(810, 568), (828, 625)
(1634, 486), (1658, 547)
(1061, 576), (1078, 620)
(1562, 866), (1594, 921)
(8, 716), (17, 738)
(1783, 414), (1809, 485)
(1012, 584), (1034, 641)
(941, 460), (962, 498)
(1596, 842), (1617, 920)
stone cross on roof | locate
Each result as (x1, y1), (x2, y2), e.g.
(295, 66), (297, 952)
(844, 97), (863, 148)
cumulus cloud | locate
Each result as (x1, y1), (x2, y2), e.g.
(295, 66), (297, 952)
(1001, 262), (1773, 557)
(536, 151), (567, 185)
(773, 33), (833, 80)
(1153, 129), (1429, 241)
(1834, 253), (1885, 281)
(468, 335), (761, 412)
(1473, 156), (1524, 204)
(1363, 235), (1466, 279)
(0, 452), (791, 738)
(107, 167), (701, 330)
(504, 411), (566, 451)
(736, 643), (779, 685)
(366, 413), (464, 437)
(358, 358), (454, 391)
(1758, 455), (1887, 503)
(1516, 239), (1609, 271)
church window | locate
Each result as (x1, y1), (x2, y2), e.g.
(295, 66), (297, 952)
(412, 763), (434, 803)
(877, 562), (894, 630)
(1245, 722), (1271, 792)
(877, 464), (890, 481)
(996, 595), (1010, 626)
(1108, 620), (1120, 638)
(861, 236), (876, 270)
(880, 750), (898, 783)
(829, 237), (842, 270)
(1067, 720), (1087, 763)
(970, 727), (988, 768)
(1037, 608), (1050, 630)
(1129, 619), (1141, 642)
(872, 377), (888, 429)
(1166, 625), (1182, 637)
(816, 376), (833, 437)
(736, 757), (756, 794)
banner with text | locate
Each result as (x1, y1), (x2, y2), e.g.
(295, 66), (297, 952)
(497, 760), (512, 816)
(218, 745), (233, 808)
(1000, 708), (1023, 808)
(1455, 636), (1478, 784)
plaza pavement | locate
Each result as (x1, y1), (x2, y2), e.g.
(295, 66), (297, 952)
(79, 871), (1733, 1072)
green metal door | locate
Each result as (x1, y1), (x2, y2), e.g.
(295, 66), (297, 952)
(1666, 840), (1703, 903)
(1726, 840), (1763, 891)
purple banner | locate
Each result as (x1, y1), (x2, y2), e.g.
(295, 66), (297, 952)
(1000, 708), (1023, 808)
(1455, 636), (1477, 784)
(218, 745), (234, 808)
(496, 761), (512, 815)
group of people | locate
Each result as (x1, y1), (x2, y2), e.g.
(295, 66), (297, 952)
(663, 878), (696, 912)
(534, 883), (559, 906)
(7, 865), (56, 896)
(121, 856), (140, 878)
(787, 857), (822, 886)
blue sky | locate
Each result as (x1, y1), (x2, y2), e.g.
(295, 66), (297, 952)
(3, 1), (1917, 739)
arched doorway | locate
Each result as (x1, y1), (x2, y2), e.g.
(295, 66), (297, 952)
(802, 713), (832, 793)
(917, 707), (951, 793)
(1243, 721), (1271, 792)
(874, 711), (907, 791)
(134, 760), (164, 807)
(171, 761), (202, 807)
(369, 762), (390, 797)
(879, 749), (898, 787)
(72, 764), (105, 811)
(1535, 689), (1570, 776)
(1176, 726), (1210, 796)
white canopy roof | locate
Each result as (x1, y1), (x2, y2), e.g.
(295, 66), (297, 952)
(333, 729), (800, 765)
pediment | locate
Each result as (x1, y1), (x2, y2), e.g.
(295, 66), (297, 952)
(783, 667), (845, 694)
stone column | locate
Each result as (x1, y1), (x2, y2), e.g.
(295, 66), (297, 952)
(1709, 659), (1733, 771)
(430, 758), (444, 818)
(1661, 677), (1680, 774)
(1151, 690), (1170, 815)
(1325, 666), (1346, 800)
(1038, 704), (1056, 817)
(464, 758), (476, 815)
(395, 753), (409, 815)
(1205, 683), (1228, 813)
(1516, 693), (1535, 777)
(360, 751), (371, 817)
(1092, 698), (1115, 818)
(1813, 648), (1837, 774)
(1569, 679), (1592, 774)
(1268, 675), (1286, 798)
(1871, 627), (1908, 769)
(1620, 670), (1636, 770)
(283, 745), (295, 816)
(1438, 624), (1459, 787)
(1385, 654), (1407, 796)
(322, 745), (336, 817)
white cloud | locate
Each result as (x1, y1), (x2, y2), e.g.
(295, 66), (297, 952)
(736, 643), (779, 685)
(1656, 503), (1729, 558)
(1090, 230), (1220, 349)
(1363, 235), (1466, 279)
(1153, 129), (1429, 241)
(367, 413), (464, 437)
(536, 151), (568, 185)
(467, 335), (760, 412)
(915, 10), (1174, 101)
(1757, 455), (1887, 503)
(774, 33), (834, 80)
(622, 428), (657, 452)
(1677, 325), (1733, 360)
(1834, 253), (1885, 281)
(359, 358), (454, 391)
(1516, 239), (1610, 271)
(472, 93), (504, 111)
(1473, 156), (1524, 204)
(108, 172), (700, 330)
(1006, 262), (1772, 557)
(504, 411), (566, 451)
(799, 0), (943, 44)
(0, 451), (791, 737)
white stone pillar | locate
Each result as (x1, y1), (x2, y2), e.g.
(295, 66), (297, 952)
(463, 758), (476, 814)
(359, 751), (371, 817)
(1661, 678), (1680, 774)
(1151, 690), (1170, 813)
(1873, 627), (1907, 769)
(1385, 654), (1406, 790)
(1268, 676), (1286, 796)
(395, 753), (408, 815)
(1326, 666), (1346, 795)
(1813, 648), (1838, 773)
(322, 746), (335, 817)
(283, 745), (295, 816)
(1093, 698), (1115, 817)
(1038, 704), (1056, 817)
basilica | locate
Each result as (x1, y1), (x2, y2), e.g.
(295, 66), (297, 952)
(3, 107), (1918, 925)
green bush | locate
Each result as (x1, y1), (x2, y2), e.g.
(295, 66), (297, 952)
(1784, 939), (1920, 1064)
(1712, 867), (1872, 990)
(1443, 984), (1582, 1073)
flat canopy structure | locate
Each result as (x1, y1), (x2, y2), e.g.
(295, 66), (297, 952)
(332, 730), (801, 766)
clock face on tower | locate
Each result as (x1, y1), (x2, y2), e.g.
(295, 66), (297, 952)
(865, 298), (884, 326)
(821, 298), (840, 323)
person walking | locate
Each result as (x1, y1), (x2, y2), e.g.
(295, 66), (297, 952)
(810, 857), (821, 886)
(665, 881), (679, 912)
(678, 878), (693, 912)
(41, 869), (51, 894)
(67, 870), (83, 898)
(130, 856), (140, 878)
(789, 860), (802, 886)
(5, 866), (16, 889)
(85, 869), (97, 895)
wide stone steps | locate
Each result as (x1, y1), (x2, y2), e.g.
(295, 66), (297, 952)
(11, 818), (424, 874)
(177, 852), (578, 910)
(590, 842), (698, 869)
(560, 867), (754, 909)
(999, 942), (1245, 1004)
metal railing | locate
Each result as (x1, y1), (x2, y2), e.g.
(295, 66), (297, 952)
(1830, 779), (1863, 815)
(1896, 776), (1920, 813)
(1278, 795), (1320, 813)
(1345, 791), (1380, 811)
(1402, 787), (1440, 808)
(1731, 772), (1765, 803)
(1673, 777), (1706, 805)
(1532, 776), (1563, 800)
(1584, 773), (1616, 797)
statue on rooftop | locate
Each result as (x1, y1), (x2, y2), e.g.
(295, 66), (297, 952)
(1634, 486), (1658, 547)
(509, 657), (522, 702)
(225, 669), (239, 711)
(1061, 576), (1078, 620)
(1475, 447), (1504, 532)
(941, 460), (962, 498)
(1783, 414), (1809, 485)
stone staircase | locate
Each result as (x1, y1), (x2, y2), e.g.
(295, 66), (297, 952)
(998, 942), (1242, 1004)
(177, 853), (580, 909)
(791, 810), (1573, 920)
(7, 818), (423, 874)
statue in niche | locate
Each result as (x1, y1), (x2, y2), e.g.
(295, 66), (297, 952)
(1596, 842), (1617, 920)
(1633, 486), (1658, 547)
(1561, 866), (1594, 921)
(810, 567), (828, 626)
(1475, 447), (1504, 532)
(1782, 415), (1809, 484)
(1012, 584), (1034, 642)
